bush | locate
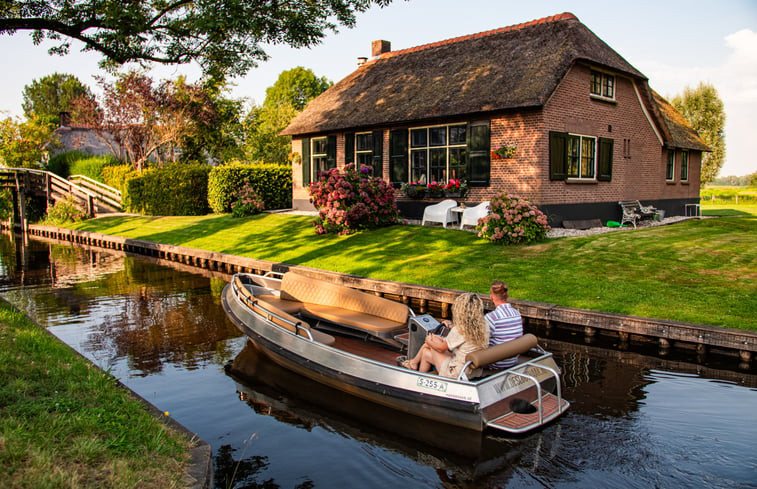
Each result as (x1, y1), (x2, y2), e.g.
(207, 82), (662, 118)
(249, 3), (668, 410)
(477, 192), (550, 244)
(46, 151), (122, 181)
(308, 164), (400, 235)
(208, 162), (292, 213)
(0, 189), (12, 221)
(43, 196), (88, 224)
(101, 164), (138, 194)
(124, 163), (211, 216)
(46, 151), (88, 178)
(231, 183), (265, 218)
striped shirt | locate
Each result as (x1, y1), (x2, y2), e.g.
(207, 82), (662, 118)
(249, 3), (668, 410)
(485, 303), (524, 369)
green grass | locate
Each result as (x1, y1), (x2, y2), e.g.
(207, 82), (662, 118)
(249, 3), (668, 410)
(0, 299), (190, 489)
(64, 211), (757, 331)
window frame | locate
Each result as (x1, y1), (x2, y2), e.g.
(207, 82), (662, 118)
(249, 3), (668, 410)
(566, 133), (597, 180)
(680, 150), (689, 182)
(407, 124), (468, 183)
(666, 149), (675, 181)
(355, 132), (373, 167)
(590, 69), (616, 101)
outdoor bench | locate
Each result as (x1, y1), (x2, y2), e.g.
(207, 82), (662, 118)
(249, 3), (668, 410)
(618, 200), (659, 228)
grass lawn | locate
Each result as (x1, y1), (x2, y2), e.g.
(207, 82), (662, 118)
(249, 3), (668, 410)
(0, 299), (191, 488)
(61, 208), (757, 331)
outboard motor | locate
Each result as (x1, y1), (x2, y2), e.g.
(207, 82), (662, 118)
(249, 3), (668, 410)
(407, 314), (443, 359)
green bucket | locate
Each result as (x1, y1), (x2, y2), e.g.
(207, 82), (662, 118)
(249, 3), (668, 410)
(606, 221), (621, 228)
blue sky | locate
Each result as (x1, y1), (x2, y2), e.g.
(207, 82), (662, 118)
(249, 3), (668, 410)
(1, 0), (755, 176)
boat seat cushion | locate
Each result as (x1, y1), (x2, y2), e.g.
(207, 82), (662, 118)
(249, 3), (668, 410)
(251, 296), (336, 346)
(255, 294), (304, 315)
(279, 273), (410, 332)
(466, 334), (539, 369)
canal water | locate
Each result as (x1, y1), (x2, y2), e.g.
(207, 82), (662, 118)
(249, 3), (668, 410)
(1, 232), (756, 489)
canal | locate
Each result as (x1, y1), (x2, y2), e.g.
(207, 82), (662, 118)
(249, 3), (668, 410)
(1, 232), (755, 489)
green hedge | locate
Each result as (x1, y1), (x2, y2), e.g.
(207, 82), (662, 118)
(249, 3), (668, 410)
(208, 162), (292, 213)
(124, 163), (211, 216)
(46, 151), (122, 181)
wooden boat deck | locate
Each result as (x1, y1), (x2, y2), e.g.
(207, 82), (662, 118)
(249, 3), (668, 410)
(487, 393), (568, 433)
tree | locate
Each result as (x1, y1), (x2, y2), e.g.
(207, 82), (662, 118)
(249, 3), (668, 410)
(0, 114), (59, 168)
(74, 71), (224, 170)
(1, 0), (392, 78)
(671, 82), (726, 184)
(22, 73), (94, 125)
(242, 67), (332, 164)
(263, 67), (332, 111)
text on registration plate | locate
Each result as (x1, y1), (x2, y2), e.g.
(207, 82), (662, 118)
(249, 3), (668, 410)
(417, 376), (448, 392)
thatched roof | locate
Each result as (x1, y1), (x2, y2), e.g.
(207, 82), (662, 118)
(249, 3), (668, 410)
(283, 13), (648, 136)
(652, 91), (710, 152)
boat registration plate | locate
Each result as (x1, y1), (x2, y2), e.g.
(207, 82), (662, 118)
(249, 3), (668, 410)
(417, 376), (448, 392)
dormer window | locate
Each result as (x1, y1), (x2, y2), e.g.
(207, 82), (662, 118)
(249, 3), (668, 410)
(590, 70), (615, 100)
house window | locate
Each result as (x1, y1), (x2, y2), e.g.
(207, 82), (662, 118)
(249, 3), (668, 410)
(590, 70), (615, 100)
(680, 150), (689, 181)
(409, 124), (467, 183)
(567, 134), (596, 179)
(355, 133), (373, 167)
(666, 150), (675, 181)
(312, 137), (329, 175)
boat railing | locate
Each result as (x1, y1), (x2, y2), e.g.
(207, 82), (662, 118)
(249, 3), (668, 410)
(504, 370), (544, 425)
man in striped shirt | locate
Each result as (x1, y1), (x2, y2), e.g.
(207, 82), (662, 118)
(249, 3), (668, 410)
(485, 280), (523, 369)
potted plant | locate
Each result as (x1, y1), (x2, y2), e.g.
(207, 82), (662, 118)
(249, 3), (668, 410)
(491, 143), (517, 160)
(443, 178), (468, 198)
(401, 181), (426, 199)
(426, 181), (444, 198)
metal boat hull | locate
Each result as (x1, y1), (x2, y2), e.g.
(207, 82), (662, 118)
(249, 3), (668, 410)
(222, 279), (569, 433)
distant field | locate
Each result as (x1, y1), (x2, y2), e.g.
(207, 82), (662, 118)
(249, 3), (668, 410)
(701, 185), (757, 205)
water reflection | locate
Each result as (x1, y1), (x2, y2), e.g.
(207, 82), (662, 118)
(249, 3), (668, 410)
(1, 230), (756, 489)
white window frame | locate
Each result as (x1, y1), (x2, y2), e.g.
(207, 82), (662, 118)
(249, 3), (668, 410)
(566, 133), (597, 181)
(680, 150), (689, 182)
(311, 137), (328, 180)
(590, 69), (615, 101)
(666, 149), (675, 181)
(408, 124), (467, 183)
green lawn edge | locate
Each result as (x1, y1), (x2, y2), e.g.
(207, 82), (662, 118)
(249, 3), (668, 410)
(0, 299), (191, 489)
(57, 206), (757, 331)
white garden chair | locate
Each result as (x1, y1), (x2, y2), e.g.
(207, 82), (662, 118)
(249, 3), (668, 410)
(460, 201), (490, 229)
(421, 199), (458, 228)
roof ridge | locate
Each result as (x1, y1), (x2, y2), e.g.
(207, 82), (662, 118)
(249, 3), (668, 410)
(374, 12), (578, 61)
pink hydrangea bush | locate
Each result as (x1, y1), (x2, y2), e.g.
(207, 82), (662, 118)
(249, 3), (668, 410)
(231, 182), (265, 218)
(477, 192), (551, 244)
(308, 164), (401, 235)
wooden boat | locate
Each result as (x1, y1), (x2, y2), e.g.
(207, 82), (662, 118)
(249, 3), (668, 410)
(221, 271), (569, 434)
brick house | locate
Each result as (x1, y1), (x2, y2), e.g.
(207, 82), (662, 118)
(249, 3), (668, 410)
(282, 13), (708, 225)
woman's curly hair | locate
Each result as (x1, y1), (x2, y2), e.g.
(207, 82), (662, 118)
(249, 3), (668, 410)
(451, 292), (489, 348)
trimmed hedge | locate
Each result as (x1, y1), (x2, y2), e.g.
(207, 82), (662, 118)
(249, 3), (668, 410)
(101, 164), (138, 194)
(124, 163), (211, 216)
(208, 162), (292, 213)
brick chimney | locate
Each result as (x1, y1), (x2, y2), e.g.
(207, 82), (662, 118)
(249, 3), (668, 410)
(371, 40), (391, 57)
(59, 111), (71, 127)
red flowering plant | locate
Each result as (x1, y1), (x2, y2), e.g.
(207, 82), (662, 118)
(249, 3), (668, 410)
(443, 178), (468, 197)
(231, 182), (265, 217)
(308, 164), (401, 235)
(477, 192), (551, 244)
(426, 181), (444, 197)
(491, 143), (517, 160)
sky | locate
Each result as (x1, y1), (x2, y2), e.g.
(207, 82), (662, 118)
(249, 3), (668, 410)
(1, 0), (755, 176)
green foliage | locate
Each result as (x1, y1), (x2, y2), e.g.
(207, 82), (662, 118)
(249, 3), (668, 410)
(263, 67), (333, 111)
(46, 150), (87, 177)
(710, 174), (753, 186)
(671, 82), (726, 184)
(0, 0), (393, 78)
(231, 183), (265, 218)
(124, 163), (211, 216)
(70, 154), (121, 181)
(308, 164), (400, 235)
(477, 193), (550, 244)
(0, 189), (12, 221)
(207, 162), (292, 213)
(101, 164), (138, 193)
(700, 187), (757, 204)
(22, 73), (94, 124)
(751, 173), (757, 187)
(43, 196), (88, 224)
(0, 115), (58, 168)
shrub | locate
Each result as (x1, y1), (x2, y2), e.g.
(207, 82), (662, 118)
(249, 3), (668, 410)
(46, 150), (88, 178)
(124, 163), (210, 216)
(308, 164), (400, 235)
(0, 189), (12, 221)
(69, 154), (121, 181)
(231, 183), (265, 218)
(477, 192), (550, 244)
(101, 164), (138, 194)
(208, 162), (292, 213)
(43, 196), (88, 224)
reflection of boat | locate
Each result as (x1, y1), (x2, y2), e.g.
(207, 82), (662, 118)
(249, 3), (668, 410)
(221, 272), (569, 434)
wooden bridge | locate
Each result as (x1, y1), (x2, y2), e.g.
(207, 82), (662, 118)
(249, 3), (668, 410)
(0, 167), (123, 229)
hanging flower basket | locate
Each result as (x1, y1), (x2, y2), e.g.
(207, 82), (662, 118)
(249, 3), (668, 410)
(491, 143), (517, 160)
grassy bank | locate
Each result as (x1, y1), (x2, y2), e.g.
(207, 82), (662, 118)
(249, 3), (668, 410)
(62, 209), (757, 331)
(0, 299), (190, 489)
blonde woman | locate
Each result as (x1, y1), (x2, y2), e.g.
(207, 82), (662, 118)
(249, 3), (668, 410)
(400, 292), (489, 379)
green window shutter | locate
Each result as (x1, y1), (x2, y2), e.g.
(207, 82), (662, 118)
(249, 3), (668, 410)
(467, 120), (490, 187)
(301, 137), (311, 186)
(326, 135), (337, 169)
(598, 137), (613, 181)
(549, 131), (568, 181)
(372, 130), (383, 178)
(389, 129), (408, 184)
(345, 133), (355, 165)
